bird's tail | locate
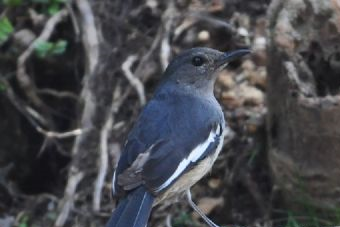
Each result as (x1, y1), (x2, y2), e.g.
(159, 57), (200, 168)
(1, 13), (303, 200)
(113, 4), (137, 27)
(106, 186), (154, 227)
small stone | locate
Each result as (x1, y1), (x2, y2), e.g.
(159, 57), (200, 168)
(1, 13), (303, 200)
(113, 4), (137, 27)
(208, 178), (221, 189)
(13, 29), (36, 48)
(193, 197), (224, 218)
(238, 27), (249, 38)
(221, 90), (242, 108)
(248, 67), (267, 89)
(146, 0), (158, 8)
(253, 36), (266, 51)
(198, 30), (210, 42)
(241, 59), (256, 71)
(246, 122), (258, 133)
(239, 84), (264, 106)
(217, 70), (235, 89)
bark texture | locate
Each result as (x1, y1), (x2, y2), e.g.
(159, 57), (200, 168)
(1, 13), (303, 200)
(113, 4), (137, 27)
(267, 0), (340, 208)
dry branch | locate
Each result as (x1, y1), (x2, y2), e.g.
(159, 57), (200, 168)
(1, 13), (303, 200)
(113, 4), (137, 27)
(55, 0), (99, 225)
(75, 0), (99, 75)
(92, 85), (130, 211)
(35, 127), (85, 139)
(121, 55), (146, 106)
(1, 79), (83, 140)
(160, 2), (176, 71)
(37, 88), (79, 101)
(188, 12), (236, 34)
(55, 170), (84, 226)
(93, 114), (111, 211)
(17, 9), (68, 109)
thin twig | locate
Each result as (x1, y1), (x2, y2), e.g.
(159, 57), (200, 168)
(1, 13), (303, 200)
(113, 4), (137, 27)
(93, 83), (132, 211)
(55, 170), (84, 227)
(25, 105), (49, 126)
(121, 55), (146, 105)
(2, 79), (83, 139)
(173, 18), (195, 41)
(166, 214), (173, 227)
(75, 0), (99, 75)
(134, 27), (162, 79)
(66, 1), (80, 38)
(160, 1), (176, 70)
(37, 88), (79, 101)
(188, 12), (236, 34)
(93, 114), (111, 211)
(17, 9), (68, 108)
(36, 127), (85, 139)
(55, 0), (100, 225)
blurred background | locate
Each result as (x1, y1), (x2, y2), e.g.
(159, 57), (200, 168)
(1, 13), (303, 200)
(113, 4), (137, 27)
(1, 0), (340, 227)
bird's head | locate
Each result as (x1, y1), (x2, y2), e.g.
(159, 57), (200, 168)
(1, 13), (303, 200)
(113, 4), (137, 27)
(161, 47), (250, 94)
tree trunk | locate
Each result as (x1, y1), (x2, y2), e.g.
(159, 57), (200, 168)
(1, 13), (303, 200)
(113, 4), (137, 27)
(267, 0), (340, 208)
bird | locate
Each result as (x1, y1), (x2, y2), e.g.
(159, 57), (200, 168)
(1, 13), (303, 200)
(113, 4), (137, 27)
(106, 47), (250, 227)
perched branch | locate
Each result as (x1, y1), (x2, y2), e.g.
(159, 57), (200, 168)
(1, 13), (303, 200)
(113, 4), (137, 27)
(121, 55), (146, 106)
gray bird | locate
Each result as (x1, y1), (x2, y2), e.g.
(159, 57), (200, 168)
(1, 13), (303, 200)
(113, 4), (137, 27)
(106, 47), (250, 227)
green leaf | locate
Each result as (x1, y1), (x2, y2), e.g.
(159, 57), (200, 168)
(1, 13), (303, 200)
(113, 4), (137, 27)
(51, 40), (67, 55)
(173, 212), (198, 227)
(30, 0), (49, 3)
(47, 2), (60, 15)
(0, 82), (7, 92)
(286, 212), (300, 227)
(34, 40), (54, 58)
(3, 0), (22, 6)
(18, 215), (29, 227)
(0, 17), (14, 45)
(34, 40), (67, 58)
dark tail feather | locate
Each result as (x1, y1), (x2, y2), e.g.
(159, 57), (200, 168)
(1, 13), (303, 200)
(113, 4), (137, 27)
(106, 187), (154, 227)
(105, 198), (129, 227)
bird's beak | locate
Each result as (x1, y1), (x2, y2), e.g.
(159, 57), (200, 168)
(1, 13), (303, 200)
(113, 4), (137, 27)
(216, 49), (251, 68)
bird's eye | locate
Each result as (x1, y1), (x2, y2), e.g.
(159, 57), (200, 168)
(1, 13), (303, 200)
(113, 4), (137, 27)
(192, 56), (205, 66)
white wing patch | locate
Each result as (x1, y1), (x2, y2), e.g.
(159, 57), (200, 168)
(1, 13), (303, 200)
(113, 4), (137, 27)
(112, 171), (117, 195)
(155, 124), (222, 192)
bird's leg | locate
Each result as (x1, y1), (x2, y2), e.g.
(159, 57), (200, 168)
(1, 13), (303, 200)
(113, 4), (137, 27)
(186, 190), (220, 227)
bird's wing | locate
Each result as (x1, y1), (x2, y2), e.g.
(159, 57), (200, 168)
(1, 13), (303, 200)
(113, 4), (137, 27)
(112, 92), (224, 196)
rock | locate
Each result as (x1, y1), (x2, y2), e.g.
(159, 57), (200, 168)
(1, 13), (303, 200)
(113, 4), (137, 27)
(242, 60), (267, 89)
(217, 70), (235, 89)
(0, 216), (14, 227)
(197, 30), (210, 42)
(221, 90), (241, 108)
(239, 84), (264, 106)
(13, 29), (36, 48)
(208, 178), (221, 189)
(248, 67), (267, 89)
(192, 197), (224, 218)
